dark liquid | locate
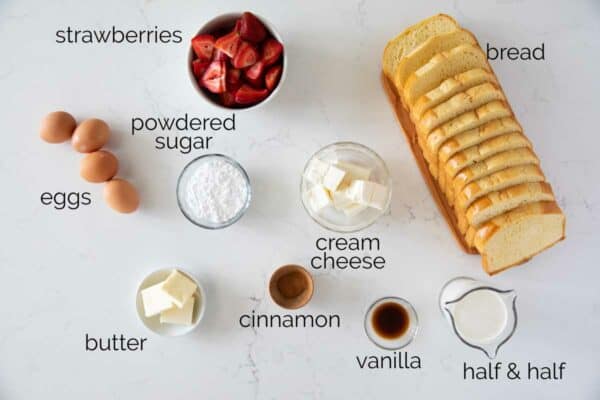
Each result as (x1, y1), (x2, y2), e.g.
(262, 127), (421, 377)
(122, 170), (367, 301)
(372, 302), (410, 339)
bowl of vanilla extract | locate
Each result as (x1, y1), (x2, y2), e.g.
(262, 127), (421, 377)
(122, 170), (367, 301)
(364, 297), (419, 350)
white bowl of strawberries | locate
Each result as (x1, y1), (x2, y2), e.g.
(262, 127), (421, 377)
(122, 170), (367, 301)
(189, 12), (286, 109)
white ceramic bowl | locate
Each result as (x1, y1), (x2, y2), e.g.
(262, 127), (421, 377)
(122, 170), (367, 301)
(301, 142), (392, 232)
(188, 12), (287, 110)
(136, 269), (206, 336)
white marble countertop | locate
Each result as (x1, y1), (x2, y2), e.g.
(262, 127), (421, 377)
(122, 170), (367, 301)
(1, 0), (599, 398)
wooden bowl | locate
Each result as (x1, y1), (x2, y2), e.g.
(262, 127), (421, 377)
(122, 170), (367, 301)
(269, 265), (314, 309)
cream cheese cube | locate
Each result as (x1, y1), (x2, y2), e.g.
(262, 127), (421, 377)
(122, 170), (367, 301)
(335, 161), (372, 182)
(332, 187), (354, 210)
(307, 185), (332, 212)
(322, 165), (347, 192)
(160, 270), (197, 308)
(368, 183), (389, 210)
(160, 296), (195, 325)
(304, 158), (330, 185)
(141, 282), (174, 317)
(342, 202), (368, 216)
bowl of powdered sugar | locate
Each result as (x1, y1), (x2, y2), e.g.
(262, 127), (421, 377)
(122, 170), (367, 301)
(177, 154), (251, 229)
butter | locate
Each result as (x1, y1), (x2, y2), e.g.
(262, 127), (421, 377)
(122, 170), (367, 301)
(160, 296), (195, 325)
(141, 282), (174, 317)
(304, 158), (330, 185)
(160, 270), (198, 308)
(308, 185), (332, 212)
(322, 165), (347, 192)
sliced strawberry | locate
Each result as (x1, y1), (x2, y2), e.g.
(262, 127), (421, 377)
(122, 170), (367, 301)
(191, 34), (215, 61)
(214, 31), (241, 58)
(262, 38), (283, 66)
(244, 61), (265, 87)
(238, 12), (267, 43)
(227, 68), (242, 90)
(232, 41), (259, 69)
(213, 49), (228, 61)
(265, 64), (282, 91)
(201, 61), (226, 93)
(235, 84), (269, 105)
(192, 59), (210, 79)
(220, 91), (236, 107)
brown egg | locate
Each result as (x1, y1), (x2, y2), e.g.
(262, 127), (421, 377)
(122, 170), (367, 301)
(40, 111), (76, 143)
(80, 151), (119, 183)
(104, 178), (139, 213)
(72, 118), (110, 153)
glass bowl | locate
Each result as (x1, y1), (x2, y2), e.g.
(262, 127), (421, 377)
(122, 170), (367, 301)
(300, 142), (392, 232)
(177, 154), (252, 229)
(364, 296), (419, 350)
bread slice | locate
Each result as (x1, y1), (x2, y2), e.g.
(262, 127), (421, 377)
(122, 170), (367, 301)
(403, 44), (489, 106)
(443, 132), (532, 203)
(424, 100), (512, 177)
(438, 117), (522, 165)
(411, 68), (497, 121)
(450, 147), (540, 203)
(394, 29), (476, 89)
(456, 165), (545, 211)
(382, 14), (458, 80)
(472, 201), (565, 274)
(417, 82), (505, 136)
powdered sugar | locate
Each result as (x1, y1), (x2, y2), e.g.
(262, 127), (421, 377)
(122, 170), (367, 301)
(178, 157), (250, 226)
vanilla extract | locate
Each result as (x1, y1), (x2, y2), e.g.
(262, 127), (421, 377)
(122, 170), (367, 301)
(356, 352), (422, 369)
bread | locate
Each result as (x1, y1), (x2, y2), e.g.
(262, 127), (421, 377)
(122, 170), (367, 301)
(473, 201), (565, 274)
(394, 29), (476, 89)
(383, 15), (565, 274)
(438, 117), (522, 165)
(457, 181), (554, 233)
(443, 132), (532, 202)
(456, 165), (545, 211)
(417, 82), (505, 136)
(403, 44), (489, 106)
(382, 14), (458, 81)
(423, 101), (512, 176)
(451, 147), (539, 202)
(411, 68), (497, 121)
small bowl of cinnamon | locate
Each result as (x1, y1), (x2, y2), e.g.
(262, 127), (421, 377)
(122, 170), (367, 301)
(269, 265), (314, 309)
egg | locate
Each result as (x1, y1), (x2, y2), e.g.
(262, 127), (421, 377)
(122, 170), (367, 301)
(40, 111), (76, 143)
(104, 178), (139, 213)
(72, 118), (110, 153)
(80, 150), (119, 183)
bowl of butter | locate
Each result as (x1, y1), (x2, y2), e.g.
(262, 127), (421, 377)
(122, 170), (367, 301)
(301, 142), (392, 232)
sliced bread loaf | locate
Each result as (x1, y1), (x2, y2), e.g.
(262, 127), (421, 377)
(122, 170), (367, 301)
(411, 68), (497, 121)
(394, 29), (476, 89)
(456, 165), (545, 211)
(382, 14), (458, 80)
(403, 44), (489, 106)
(473, 201), (565, 274)
(417, 82), (505, 136)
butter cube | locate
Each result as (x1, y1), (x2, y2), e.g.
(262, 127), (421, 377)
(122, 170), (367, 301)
(304, 158), (330, 185)
(141, 282), (174, 317)
(307, 185), (332, 212)
(335, 161), (372, 183)
(343, 202), (368, 217)
(368, 183), (389, 210)
(322, 165), (347, 192)
(160, 296), (195, 325)
(160, 270), (197, 308)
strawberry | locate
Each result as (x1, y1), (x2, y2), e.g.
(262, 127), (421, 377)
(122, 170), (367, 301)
(265, 64), (282, 91)
(262, 38), (283, 66)
(220, 91), (237, 107)
(235, 84), (269, 105)
(213, 49), (228, 61)
(232, 41), (259, 69)
(201, 61), (227, 93)
(244, 61), (265, 87)
(192, 59), (211, 79)
(214, 31), (241, 58)
(227, 68), (242, 90)
(191, 34), (215, 61)
(238, 12), (267, 43)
